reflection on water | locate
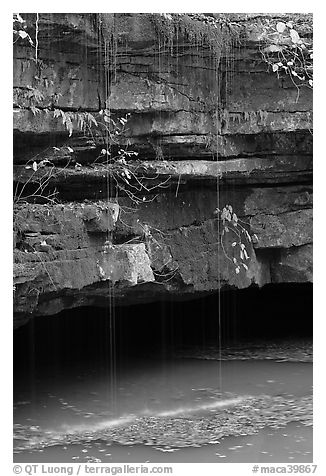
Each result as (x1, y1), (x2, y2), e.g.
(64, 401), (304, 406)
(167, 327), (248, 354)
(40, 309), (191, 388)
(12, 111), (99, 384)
(14, 350), (312, 463)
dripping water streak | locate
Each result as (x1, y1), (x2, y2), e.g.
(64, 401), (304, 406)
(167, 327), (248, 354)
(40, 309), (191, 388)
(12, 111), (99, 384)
(35, 13), (39, 63)
(215, 36), (222, 397)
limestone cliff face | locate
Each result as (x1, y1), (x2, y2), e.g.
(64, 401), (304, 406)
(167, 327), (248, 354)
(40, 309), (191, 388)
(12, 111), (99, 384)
(13, 13), (313, 326)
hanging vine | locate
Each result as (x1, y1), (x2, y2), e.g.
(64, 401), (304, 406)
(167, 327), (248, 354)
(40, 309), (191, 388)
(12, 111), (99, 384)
(214, 205), (258, 274)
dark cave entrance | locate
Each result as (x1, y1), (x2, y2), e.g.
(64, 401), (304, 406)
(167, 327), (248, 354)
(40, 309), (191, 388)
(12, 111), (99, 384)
(14, 283), (313, 373)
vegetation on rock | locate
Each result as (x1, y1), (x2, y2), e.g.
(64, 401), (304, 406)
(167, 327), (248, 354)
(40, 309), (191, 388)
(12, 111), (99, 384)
(260, 19), (313, 98)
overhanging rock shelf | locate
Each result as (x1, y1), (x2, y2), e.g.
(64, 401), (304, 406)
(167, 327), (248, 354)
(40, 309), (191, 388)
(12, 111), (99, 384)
(13, 13), (313, 327)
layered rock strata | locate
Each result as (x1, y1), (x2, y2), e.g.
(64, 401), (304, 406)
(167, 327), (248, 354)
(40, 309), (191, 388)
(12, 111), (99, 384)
(13, 13), (313, 326)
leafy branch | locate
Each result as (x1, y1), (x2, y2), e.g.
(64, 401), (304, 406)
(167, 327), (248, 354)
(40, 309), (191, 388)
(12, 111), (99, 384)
(13, 13), (34, 46)
(260, 20), (313, 101)
(13, 151), (75, 205)
(214, 205), (258, 274)
(53, 109), (98, 137)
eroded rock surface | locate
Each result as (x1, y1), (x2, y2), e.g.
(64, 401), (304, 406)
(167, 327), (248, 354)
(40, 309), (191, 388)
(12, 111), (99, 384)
(13, 13), (313, 325)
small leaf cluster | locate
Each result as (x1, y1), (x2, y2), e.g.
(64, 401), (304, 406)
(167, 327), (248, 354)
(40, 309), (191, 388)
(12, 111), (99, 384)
(261, 20), (313, 92)
(25, 158), (51, 172)
(95, 111), (139, 181)
(53, 109), (98, 137)
(215, 205), (258, 274)
(97, 110), (132, 152)
(13, 13), (33, 46)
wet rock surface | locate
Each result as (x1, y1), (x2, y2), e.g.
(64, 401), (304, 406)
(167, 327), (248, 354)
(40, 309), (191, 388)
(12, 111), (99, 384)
(13, 13), (313, 322)
(13, 185), (312, 324)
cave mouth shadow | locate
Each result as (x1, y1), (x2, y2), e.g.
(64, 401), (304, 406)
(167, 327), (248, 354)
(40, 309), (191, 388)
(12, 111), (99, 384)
(14, 283), (312, 372)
